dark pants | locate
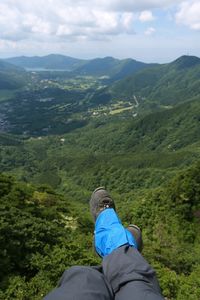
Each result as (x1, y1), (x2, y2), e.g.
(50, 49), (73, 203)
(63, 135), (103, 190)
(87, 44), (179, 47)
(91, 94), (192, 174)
(44, 246), (164, 300)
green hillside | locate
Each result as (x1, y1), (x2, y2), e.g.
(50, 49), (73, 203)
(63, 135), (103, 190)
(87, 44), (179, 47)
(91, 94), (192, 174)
(0, 60), (25, 72)
(55, 96), (200, 155)
(111, 55), (200, 106)
(1, 96), (200, 194)
(0, 60), (28, 90)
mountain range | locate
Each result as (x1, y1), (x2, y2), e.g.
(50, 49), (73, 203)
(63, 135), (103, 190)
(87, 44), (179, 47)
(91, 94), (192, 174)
(4, 54), (156, 80)
(1, 54), (200, 106)
(0, 54), (200, 139)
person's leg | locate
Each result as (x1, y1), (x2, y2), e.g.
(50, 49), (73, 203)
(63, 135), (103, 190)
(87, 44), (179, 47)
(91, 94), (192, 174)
(44, 266), (114, 300)
(90, 187), (164, 300)
(102, 245), (164, 300)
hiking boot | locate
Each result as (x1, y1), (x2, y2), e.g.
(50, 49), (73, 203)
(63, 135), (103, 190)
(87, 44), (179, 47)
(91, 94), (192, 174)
(90, 187), (116, 221)
(90, 187), (143, 253)
(127, 224), (143, 252)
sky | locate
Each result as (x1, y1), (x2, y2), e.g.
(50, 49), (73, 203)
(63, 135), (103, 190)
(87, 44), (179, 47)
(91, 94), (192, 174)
(0, 0), (200, 63)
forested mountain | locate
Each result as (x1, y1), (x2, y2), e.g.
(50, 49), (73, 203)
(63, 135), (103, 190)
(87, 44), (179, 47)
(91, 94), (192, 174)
(1, 96), (200, 193)
(5, 54), (86, 71)
(70, 96), (200, 152)
(111, 55), (200, 105)
(0, 60), (24, 72)
(72, 56), (155, 79)
(0, 54), (200, 299)
(0, 60), (27, 90)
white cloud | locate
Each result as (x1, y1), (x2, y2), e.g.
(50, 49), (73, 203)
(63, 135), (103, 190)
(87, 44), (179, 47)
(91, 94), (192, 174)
(0, 1), (137, 42)
(176, 0), (200, 30)
(22, 14), (53, 35)
(0, 0), (199, 61)
(145, 27), (156, 35)
(0, 0), (184, 44)
(139, 11), (155, 22)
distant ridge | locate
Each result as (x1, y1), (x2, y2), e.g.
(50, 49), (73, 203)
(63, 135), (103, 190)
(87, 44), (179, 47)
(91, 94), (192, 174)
(5, 54), (86, 71)
(4, 54), (156, 79)
(0, 59), (24, 72)
(72, 56), (156, 80)
(0, 59), (27, 90)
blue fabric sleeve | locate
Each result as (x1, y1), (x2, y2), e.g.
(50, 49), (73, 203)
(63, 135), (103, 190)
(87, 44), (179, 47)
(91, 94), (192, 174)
(95, 208), (138, 257)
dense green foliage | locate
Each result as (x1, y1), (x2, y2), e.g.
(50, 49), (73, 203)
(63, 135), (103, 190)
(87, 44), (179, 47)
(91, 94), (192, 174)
(0, 174), (99, 299)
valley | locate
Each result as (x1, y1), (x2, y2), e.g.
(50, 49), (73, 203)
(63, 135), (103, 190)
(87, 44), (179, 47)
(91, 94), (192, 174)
(0, 72), (141, 136)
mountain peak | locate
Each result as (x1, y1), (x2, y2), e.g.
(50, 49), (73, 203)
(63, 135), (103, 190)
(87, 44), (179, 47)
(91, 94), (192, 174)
(172, 55), (200, 70)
